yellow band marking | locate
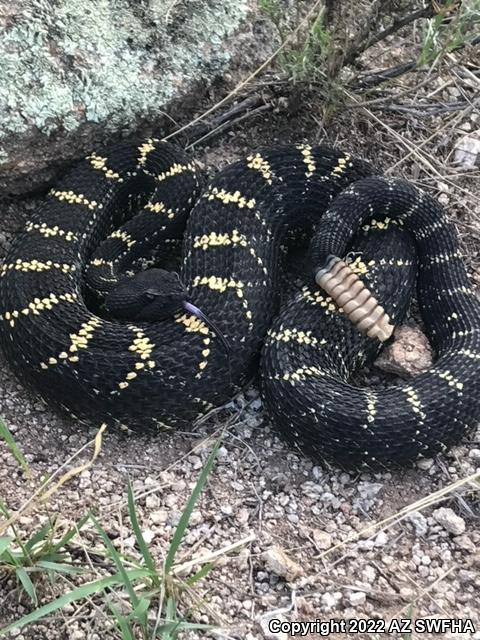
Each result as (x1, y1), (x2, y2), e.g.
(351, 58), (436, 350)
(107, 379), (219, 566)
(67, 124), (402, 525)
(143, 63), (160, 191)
(427, 251), (462, 265)
(330, 153), (351, 177)
(110, 230), (136, 248)
(2, 292), (77, 328)
(192, 230), (267, 274)
(144, 201), (175, 219)
(89, 258), (114, 268)
(1, 260), (75, 277)
(246, 153), (273, 184)
(277, 365), (325, 383)
(137, 139), (156, 167)
(429, 368), (464, 392)
(205, 186), (256, 209)
(298, 144), (316, 178)
(458, 349), (480, 360)
(50, 190), (101, 210)
(362, 217), (400, 232)
(157, 162), (196, 182)
(301, 286), (341, 314)
(25, 222), (77, 242)
(87, 153), (123, 181)
(403, 386), (427, 421)
(39, 316), (102, 369)
(347, 256), (368, 275)
(175, 314), (213, 376)
(267, 327), (325, 347)
(118, 329), (156, 390)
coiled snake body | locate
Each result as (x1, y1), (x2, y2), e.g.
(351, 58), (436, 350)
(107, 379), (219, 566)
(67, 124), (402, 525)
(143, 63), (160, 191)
(1, 140), (479, 465)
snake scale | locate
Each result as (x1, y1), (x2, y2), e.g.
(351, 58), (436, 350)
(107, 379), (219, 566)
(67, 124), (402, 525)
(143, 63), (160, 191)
(0, 139), (479, 466)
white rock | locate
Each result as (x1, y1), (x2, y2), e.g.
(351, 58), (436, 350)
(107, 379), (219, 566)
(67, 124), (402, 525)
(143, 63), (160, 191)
(321, 592), (337, 610)
(349, 591), (367, 606)
(433, 507), (466, 535)
(374, 531), (388, 547)
(312, 529), (332, 550)
(454, 131), (480, 169)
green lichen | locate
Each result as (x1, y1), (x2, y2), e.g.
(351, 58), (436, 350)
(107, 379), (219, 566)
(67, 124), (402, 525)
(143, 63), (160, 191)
(0, 0), (250, 150)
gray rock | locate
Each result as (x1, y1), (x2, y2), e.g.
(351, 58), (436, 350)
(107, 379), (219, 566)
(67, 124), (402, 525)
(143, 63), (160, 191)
(454, 131), (480, 169)
(433, 507), (466, 535)
(408, 511), (429, 536)
(0, 1), (271, 195)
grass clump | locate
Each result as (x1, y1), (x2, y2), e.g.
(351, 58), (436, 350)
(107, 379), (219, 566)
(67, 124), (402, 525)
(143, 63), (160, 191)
(419, 0), (480, 65)
(0, 419), (228, 639)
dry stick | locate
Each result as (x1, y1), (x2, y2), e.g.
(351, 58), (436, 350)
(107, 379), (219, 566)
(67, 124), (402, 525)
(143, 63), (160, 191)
(343, 88), (480, 206)
(397, 565), (454, 618)
(394, 565), (457, 619)
(161, 0), (325, 143)
(342, 4), (434, 70)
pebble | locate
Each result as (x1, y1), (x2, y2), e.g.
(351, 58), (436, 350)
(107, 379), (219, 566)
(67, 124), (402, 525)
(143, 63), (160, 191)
(433, 507), (466, 535)
(349, 591), (367, 606)
(374, 531), (388, 547)
(408, 511), (428, 536)
(312, 529), (332, 550)
(262, 546), (304, 581)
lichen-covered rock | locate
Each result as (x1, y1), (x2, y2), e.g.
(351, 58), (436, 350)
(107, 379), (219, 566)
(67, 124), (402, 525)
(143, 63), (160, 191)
(0, 0), (265, 195)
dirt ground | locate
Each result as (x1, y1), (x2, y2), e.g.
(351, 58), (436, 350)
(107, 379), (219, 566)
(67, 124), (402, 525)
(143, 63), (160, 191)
(0, 19), (480, 640)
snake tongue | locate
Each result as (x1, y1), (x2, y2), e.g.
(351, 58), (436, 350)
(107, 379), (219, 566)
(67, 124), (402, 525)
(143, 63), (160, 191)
(182, 301), (230, 356)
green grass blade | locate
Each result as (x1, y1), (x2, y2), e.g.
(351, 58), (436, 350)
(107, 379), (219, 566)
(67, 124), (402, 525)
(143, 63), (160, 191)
(90, 515), (140, 610)
(15, 566), (37, 605)
(0, 536), (13, 556)
(108, 602), (135, 640)
(52, 512), (90, 553)
(129, 595), (150, 622)
(155, 621), (215, 635)
(35, 560), (83, 575)
(24, 521), (55, 553)
(0, 417), (30, 477)
(185, 563), (213, 586)
(127, 482), (159, 586)
(164, 441), (219, 574)
(0, 568), (150, 636)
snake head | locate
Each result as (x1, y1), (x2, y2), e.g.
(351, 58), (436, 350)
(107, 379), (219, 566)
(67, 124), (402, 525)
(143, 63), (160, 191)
(105, 268), (188, 321)
(104, 269), (230, 355)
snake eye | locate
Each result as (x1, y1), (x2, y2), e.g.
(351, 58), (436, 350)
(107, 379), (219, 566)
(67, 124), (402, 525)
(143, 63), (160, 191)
(144, 289), (158, 302)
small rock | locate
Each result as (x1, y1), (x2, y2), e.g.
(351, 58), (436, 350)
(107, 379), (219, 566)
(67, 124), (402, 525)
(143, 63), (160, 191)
(454, 131), (480, 169)
(349, 591), (367, 606)
(321, 592), (337, 610)
(312, 529), (332, 550)
(417, 458), (435, 470)
(357, 482), (383, 501)
(454, 535), (476, 552)
(375, 326), (433, 378)
(468, 448), (480, 461)
(408, 511), (428, 536)
(433, 507), (466, 535)
(262, 546), (304, 581)
(142, 529), (155, 544)
(150, 509), (168, 524)
(374, 531), (388, 547)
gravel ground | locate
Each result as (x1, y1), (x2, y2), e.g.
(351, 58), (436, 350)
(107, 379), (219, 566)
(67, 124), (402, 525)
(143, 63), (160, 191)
(1, 37), (480, 640)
